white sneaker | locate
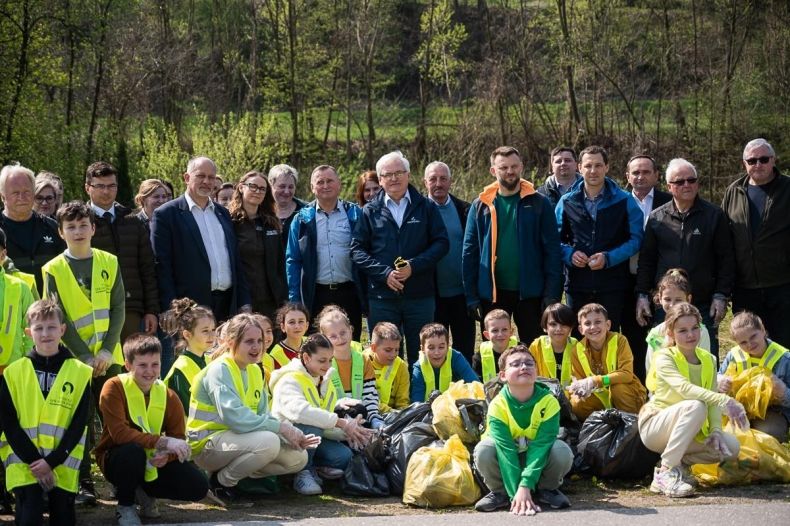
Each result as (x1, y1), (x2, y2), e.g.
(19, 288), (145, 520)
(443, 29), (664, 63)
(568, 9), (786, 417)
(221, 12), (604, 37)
(293, 469), (322, 495)
(116, 504), (142, 526)
(135, 487), (160, 518)
(649, 466), (696, 498)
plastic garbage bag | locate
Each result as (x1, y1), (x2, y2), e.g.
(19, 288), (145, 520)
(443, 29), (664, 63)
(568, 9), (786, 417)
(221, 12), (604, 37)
(382, 400), (433, 436)
(362, 431), (392, 473)
(402, 435), (481, 507)
(431, 381), (486, 444)
(540, 377), (581, 446)
(576, 408), (659, 479)
(692, 424), (790, 485)
(386, 422), (441, 495)
(725, 364), (774, 420)
(341, 453), (390, 496)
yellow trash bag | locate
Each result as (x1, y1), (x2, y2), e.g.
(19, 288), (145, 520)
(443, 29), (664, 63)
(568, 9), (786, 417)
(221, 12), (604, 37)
(691, 424), (790, 486)
(402, 434), (481, 507)
(431, 380), (486, 444)
(724, 364), (773, 419)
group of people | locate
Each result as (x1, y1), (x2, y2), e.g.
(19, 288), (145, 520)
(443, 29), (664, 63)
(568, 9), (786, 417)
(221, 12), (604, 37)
(0, 136), (786, 523)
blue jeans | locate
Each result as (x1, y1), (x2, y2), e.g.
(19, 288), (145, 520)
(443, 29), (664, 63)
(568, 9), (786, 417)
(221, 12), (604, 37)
(294, 424), (352, 471)
(368, 296), (435, 366)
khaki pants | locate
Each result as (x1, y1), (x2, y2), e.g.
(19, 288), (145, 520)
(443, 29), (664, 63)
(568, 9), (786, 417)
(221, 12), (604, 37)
(473, 438), (574, 493)
(571, 381), (647, 421)
(638, 400), (740, 468)
(194, 430), (307, 487)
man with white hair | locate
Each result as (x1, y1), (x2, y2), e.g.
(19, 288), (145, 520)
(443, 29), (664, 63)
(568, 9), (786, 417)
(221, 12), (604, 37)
(351, 151), (449, 365)
(0, 164), (64, 292)
(636, 158), (734, 357)
(722, 138), (790, 346)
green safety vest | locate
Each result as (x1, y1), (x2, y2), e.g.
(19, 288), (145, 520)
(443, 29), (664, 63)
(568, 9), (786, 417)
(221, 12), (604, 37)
(483, 388), (560, 452)
(186, 356), (263, 455)
(0, 357), (91, 492)
(575, 335), (619, 409)
(536, 336), (575, 387)
(331, 345), (365, 400)
(480, 337), (519, 383)
(119, 373), (167, 482)
(42, 250), (123, 364)
(729, 341), (788, 374)
(289, 369), (341, 410)
(12, 271), (38, 299)
(419, 351), (452, 401)
(0, 273), (26, 367)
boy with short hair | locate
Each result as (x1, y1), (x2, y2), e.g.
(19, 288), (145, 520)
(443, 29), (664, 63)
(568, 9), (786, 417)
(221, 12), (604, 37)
(472, 309), (518, 383)
(363, 322), (410, 413)
(410, 323), (478, 402)
(0, 227), (35, 375)
(473, 344), (574, 514)
(568, 303), (646, 420)
(42, 200), (126, 504)
(0, 299), (92, 526)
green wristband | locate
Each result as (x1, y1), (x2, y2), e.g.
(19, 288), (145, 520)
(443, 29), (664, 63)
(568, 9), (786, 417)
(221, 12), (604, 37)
(602, 375), (611, 387)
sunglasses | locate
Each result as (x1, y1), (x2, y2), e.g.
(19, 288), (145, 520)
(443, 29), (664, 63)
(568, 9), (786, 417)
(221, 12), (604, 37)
(744, 156), (773, 166)
(669, 177), (698, 186)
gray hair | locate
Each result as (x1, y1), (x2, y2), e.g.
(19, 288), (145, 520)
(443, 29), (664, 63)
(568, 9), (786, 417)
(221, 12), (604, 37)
(743, 138), (775, 158)
(186, 156), (216, 175)
(0, 164), (35, 195)
(268, 164), (299, 186)
(424, 161), (451, 179)
(665, 158), (698, 182)
(376, 151), (410, 177)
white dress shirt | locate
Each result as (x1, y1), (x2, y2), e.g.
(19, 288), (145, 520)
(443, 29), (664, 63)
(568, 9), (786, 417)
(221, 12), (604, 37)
(184, 192), (232, 291)
(384, 192), (411, 228)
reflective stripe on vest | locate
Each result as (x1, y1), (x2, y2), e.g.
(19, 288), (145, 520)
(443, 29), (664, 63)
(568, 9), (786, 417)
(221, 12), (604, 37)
(484, 389), (560, 452)
(0, 274), (23, 366)
(164, 354), (203, 387)
(289, 370), (339, 410)
(575, 335), (619, 409)
(331, 347), (364, 400)
(730, 341), (788, 374)
(537, 336), (576, 387)
(480, 337), (518, 383)
(42, 250), (123, 364)
(0, 357), (91, 492)
(419, 351), (452, 401)
(186, 356), (264, 455)
(119, 374), (167, 482)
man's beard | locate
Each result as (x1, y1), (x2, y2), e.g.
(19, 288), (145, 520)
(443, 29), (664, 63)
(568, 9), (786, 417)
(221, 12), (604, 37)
(499, 176), (519, 191)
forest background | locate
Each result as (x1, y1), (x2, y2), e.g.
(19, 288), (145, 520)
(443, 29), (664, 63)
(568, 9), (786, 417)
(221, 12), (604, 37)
(1, 0), (788, 205)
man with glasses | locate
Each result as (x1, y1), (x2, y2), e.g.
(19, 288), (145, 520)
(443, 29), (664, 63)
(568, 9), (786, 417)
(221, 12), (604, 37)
(636, 158), (734, 358)
(287, 165), (365, 339)
(85, 161), (159, 342)
(351, 151), (448, 365)
(722, 138), (790, 346)
(151, 156), (250, 322)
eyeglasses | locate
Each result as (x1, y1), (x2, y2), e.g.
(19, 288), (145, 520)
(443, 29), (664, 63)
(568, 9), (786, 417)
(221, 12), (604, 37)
(243, 183), (267, 193)
(506, 360), (536, 370)
(668, 177), (698, 186)
(744, 156), (773, 166)
(89, 183), (118, 191)
(35, 195), (56, 203)
(379, 170), (408, 180)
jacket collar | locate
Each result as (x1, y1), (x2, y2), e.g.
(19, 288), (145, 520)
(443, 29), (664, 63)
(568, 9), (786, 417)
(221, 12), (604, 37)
(479, 179), (536, 206)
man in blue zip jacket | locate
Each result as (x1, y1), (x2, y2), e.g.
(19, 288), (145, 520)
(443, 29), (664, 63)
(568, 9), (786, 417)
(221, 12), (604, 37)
(351, 151), (449, 365)
(286, 165), (365, 339)
(556, 145), (644, 332)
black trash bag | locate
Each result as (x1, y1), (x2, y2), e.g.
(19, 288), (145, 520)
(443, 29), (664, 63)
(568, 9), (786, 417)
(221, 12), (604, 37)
(341, 453), (390, 497)
(539, 378), (581, 447)
(362, 432), (392, 473)
(382, 401), (433, 436)
(335, 400), (368, 421)
(385, 421), (440, 495)
(576, 408), (660, 479)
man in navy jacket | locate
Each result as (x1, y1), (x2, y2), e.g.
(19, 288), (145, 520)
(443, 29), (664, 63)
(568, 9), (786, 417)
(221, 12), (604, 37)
(351, 151), (449, 365)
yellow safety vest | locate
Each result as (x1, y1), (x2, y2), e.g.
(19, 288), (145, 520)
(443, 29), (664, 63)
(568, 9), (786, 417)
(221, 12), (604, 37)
(163, 354), (203, 387)
(0, 357), (91, 492)
(331, 346), (365, 400)
(729, 342), (788, 374)
(42, 250), (123, 364)
(368, 353), (404, 408)
(419, 351), (452, 401)
(483, 388), (560, 452)
(11, 271), (38, 299)
(118, 373), (167, 482)
(288, 369), (341, 411)
(536, 336), (576, 387)
(186, 356), (263, 455)
(575, 335), (619, 409)
(480, 337), (519, 383)
(658, 346), (715, 439)
(269, 337), (306, 368)
(0, 273), (26, 367)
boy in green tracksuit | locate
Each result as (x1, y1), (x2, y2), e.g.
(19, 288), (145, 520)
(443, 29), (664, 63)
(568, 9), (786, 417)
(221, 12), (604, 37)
(473, 344), (573, 515)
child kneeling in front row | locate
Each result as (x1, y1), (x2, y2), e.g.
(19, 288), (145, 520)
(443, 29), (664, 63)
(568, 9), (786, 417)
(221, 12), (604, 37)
(363, 322), (410, 413)
(410, 323), (479, 402)
(473, 344), (573, 515)
(0, 299), (91, 526)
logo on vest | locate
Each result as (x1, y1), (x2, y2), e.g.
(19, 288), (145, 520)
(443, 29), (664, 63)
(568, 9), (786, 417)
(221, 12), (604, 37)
(62, 382), (74, 394)
(101, 270), (110, 281)
(254, 389), (261, 400)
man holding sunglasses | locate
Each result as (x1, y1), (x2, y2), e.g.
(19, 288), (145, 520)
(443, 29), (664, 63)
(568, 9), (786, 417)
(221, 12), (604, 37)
(636, 158), (735, 359)
(722, 138), (790, 347)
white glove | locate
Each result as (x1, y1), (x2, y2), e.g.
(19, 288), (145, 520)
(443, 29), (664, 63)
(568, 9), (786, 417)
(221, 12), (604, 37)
(709, 298), (728, 326)
(569, 377), (597, 399)
(158, 436), (191, 462)
(279, 421), (305, 448)
(339, 416), (374, 449)
(636, 297), (652, 327)
(716, 374), (733, 394)
(704, 430), (732, 458)
(722, 398), (750, 430)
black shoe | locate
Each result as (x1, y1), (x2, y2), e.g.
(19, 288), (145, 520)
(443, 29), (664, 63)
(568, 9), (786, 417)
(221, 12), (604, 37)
(75, 480), (97, 506)
(209, 473), (244, 504)
(535, 488), (570, 509)
(475, 491), (510, 512)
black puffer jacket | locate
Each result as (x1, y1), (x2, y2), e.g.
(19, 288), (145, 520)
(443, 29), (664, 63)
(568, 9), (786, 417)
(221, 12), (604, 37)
(232, 215), (287, 319)
(92, 203), (159, 315)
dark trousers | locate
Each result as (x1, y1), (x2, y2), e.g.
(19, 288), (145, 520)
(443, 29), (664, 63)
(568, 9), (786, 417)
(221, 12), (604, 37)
(312, 282), (362, 341)
(566, 289), (625, 337)
(620, 275), (648, 382)
(210, 289), (233, 323)
(733, 283), (790, 348)
(435, 294), (477, 363)
(103, 443), (208, 506)
(80, 363), (124, 483)
(368, 296), (435, 366)
(15, 485), (75, 526)
(481, 289), (542, 345)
